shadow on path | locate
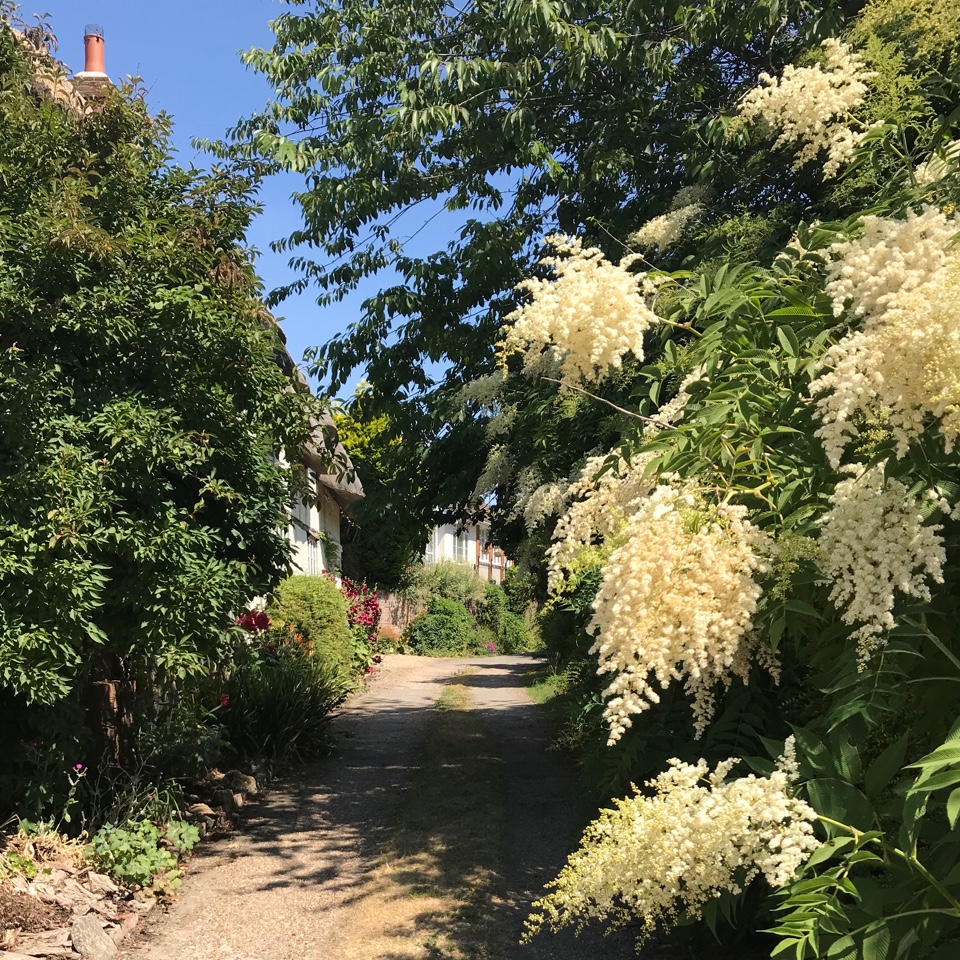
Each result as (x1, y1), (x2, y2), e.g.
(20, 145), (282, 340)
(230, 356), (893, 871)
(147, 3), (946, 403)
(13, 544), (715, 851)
(125, 655), (651, 960)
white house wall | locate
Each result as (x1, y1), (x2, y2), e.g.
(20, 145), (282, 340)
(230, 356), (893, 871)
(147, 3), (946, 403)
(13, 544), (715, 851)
(423, 521), (510, 584)
(288, 474), (341, 576)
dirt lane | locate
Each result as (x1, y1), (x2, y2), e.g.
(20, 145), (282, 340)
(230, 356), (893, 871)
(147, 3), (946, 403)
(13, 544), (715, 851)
(123, 655), (643, 960)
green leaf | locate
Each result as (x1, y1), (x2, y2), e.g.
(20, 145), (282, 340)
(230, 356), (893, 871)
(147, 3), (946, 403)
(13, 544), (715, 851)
(776, 325), (800, 357)
(806, 779), (876, 832)
(864, 736), (909, 799)
(862, 923), (890, 960)
(947, 788), (960, 829)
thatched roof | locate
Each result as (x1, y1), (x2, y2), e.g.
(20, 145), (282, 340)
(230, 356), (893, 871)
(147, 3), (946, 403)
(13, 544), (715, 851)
(269, 318), (364, 508)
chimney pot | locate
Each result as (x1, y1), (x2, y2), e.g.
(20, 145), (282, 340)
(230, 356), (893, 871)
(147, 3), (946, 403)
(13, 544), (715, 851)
(83, 23), (105, 75)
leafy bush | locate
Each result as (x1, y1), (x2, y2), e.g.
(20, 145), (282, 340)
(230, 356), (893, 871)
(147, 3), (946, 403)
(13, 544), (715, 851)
(401, 560), (489, 609)
(498, 611), (531, 654)
(0, 19), (317, 708)
(86, 819), (198, 890)
(501, 565), (538, 616)
(403, 597), (474, 654)
(267, 575), (353, 680)
(426, 596), (473, 625)
(478, 584), (532, 653)
(216, 644), (347, 762)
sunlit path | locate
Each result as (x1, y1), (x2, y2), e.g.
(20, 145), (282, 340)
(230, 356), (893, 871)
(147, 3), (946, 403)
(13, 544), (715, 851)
(121, 655), (643, 960)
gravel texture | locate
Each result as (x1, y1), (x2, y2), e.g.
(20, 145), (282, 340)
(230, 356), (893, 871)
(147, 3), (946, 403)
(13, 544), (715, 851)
(122, 654), (648, 960)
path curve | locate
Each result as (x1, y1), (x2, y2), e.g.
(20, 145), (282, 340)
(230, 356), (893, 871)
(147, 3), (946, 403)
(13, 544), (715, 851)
(123, 655), (644, 960)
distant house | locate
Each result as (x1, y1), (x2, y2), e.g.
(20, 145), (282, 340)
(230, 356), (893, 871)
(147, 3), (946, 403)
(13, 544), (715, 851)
(271, 326), (363, 577)
(423, 518), (511, 584)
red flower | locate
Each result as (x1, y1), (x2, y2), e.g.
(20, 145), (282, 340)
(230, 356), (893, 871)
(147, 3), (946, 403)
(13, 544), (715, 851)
(255, 611), (270, 631)
(219, 694), (230, 708)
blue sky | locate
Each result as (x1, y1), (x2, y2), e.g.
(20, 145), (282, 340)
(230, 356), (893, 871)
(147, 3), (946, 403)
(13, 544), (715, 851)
(29, 0), (461, 397)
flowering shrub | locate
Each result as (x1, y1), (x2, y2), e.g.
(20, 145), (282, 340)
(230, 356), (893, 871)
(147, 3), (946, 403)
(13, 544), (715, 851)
(337, 576), (381, 644)
(739, 39), (873, 179)
(811, 206), (960, 464)
(498, 234), (659, 384)
(629, 187), (708, 251)
(525, 740), (818, 943)
(818, 462), (946, 663)
(589, 483), (771, 741)
(237, 610), (270, 633)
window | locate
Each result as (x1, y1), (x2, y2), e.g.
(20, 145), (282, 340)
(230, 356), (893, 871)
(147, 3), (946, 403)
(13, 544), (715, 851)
(307, 534), (319, 576)
(424, 529), (436, 564)
(454, 530), (470, 562)
(293, 495), (311, 527)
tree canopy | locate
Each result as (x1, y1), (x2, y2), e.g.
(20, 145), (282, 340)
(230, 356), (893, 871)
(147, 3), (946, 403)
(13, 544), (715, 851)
(0, 14), (317, 703)
(223, 0), (935, 542)
(226, 0), (960, 956)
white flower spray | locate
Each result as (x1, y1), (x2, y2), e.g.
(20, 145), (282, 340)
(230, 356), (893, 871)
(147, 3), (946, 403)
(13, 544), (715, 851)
(811, 206), (960, 465)
(525, 738), (819, 943)
(818, 462), (946, 664)
(589, 483), (771, 742)
(739, 38), (872, 180)
(498, 234), (659, 384)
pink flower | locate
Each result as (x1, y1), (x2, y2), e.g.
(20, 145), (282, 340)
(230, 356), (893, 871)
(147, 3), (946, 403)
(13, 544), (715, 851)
(74, 763), (83, 771)
(486, 643), (496, 652)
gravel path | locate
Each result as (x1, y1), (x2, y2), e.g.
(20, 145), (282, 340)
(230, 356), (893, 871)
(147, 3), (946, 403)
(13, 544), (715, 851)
(123, 655), (644, 960)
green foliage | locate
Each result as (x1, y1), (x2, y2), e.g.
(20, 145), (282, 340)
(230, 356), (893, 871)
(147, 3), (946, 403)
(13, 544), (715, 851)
(498, 611), (532, 655)
(0, 13), (317, 705)
(267, 575), (353, 680)
(333, 386), (429, 585)
(403, 597), (474, 655)
(501, 564), (538, 616)
(477, 583), (532, 653)
(401, 560), (490, 609)
(216, 644), (347, 763)
(212, 0), (870, 546)
(86, 819), (196, 890)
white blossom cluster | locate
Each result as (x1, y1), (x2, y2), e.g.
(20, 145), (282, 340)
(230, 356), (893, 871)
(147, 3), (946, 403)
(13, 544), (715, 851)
(818, 462), (946, 664)
(455, 370), (505, 407)
(811, 207), (960, 465)
(739, 39), (872, 180)
(525, 739), (819, 942)
(546, 451), (656, 592)
(915, 139), (960, 187)
(499, 234), (659, 383)
(590, 484), (771, 742)
(471, 444), (513, 498)
(643, 366), (706, 434)
(629, 189), (708, 251)
(523, 481), (570, 534)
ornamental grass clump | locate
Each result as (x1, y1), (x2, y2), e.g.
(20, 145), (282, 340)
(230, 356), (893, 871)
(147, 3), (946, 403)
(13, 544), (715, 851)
(589, 484), (771, 742)
(525, 739), (819, 945)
